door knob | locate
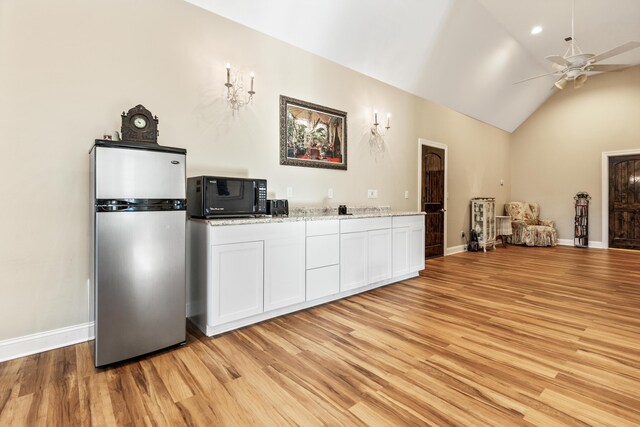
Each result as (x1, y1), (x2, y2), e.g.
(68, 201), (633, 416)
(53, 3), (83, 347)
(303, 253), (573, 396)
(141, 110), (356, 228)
(440, 208), (446, 213)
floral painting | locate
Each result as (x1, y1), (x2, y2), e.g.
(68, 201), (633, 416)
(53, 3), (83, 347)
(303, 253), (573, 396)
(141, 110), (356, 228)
(279, 96), (347, 170)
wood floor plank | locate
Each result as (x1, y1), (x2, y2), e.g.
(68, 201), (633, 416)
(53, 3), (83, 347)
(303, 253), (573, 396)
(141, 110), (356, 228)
(1, 245), (639, 425)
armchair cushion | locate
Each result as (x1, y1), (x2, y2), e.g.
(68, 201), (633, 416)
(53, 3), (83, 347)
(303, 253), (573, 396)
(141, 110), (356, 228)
(505, 202), (557, 247)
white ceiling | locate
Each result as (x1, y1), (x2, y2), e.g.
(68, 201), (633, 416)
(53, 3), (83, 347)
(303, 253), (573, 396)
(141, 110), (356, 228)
(186, 0), (640, 132)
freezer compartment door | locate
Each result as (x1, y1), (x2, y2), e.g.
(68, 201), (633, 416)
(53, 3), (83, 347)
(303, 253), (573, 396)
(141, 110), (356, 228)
(95, 210), (186, 367)
(95, 146), (186, 199)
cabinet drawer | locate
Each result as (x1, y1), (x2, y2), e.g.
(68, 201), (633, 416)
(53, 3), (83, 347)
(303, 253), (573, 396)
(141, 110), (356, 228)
(306, 234), (339, 269)
(306, 220), (339, 236)
(392, 215), (425, 228)
(306, 265), (340, 301)
(340, 217), (391, 233)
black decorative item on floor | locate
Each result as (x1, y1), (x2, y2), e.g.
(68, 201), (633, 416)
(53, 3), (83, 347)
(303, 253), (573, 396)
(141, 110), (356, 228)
(121, 104), (158, 144)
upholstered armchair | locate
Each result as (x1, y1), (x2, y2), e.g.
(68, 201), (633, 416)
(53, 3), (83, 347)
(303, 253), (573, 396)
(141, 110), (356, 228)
(504, 202), (558, 247)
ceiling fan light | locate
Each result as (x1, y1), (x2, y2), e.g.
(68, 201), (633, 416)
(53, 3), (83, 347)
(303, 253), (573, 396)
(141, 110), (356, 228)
(554, 78), (568, 90)
(574, 74), (588, 88)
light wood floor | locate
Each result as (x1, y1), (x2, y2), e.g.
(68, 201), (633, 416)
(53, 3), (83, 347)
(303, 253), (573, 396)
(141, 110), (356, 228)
(1, 245), (639, 426)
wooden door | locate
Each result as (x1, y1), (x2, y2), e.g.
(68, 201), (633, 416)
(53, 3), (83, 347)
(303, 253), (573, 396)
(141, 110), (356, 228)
(421, 145), (445, 258)
(609, 155), (640, 249)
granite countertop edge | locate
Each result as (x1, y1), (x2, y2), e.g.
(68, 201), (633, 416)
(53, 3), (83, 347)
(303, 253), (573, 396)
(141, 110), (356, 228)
(194, 211), (425, 227)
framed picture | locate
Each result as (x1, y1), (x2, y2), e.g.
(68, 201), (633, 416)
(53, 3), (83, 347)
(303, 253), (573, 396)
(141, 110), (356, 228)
(279, 95), (347, 170)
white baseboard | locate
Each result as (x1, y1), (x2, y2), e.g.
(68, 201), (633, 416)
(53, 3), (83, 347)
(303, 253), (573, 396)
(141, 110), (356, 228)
(0, 321), (95, 363)
(558, 239), (604, 249)
(446, 244), (466, 255)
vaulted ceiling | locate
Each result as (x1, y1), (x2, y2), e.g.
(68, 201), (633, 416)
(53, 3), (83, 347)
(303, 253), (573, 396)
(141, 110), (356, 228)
(186, 0), (640, 132)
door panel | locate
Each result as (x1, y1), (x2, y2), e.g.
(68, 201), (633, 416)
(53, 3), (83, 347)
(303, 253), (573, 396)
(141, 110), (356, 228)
(211, 241), (264, 324)
(422, 145), (445, 258)
(392, 227), (410, 277)
(264, 236), (306, 311)
(609, 155), (640, 249)
(340, 232), (368, 291)
(368, 228), (392, 284)
(96, 147), (186, 199)
(95, 210), (185, 366)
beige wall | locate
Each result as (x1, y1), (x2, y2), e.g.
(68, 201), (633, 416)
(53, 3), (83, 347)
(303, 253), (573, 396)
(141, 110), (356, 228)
(415, 101), (511, 248)
(510, 66), (640, 243)
(0, 0), (509, 341)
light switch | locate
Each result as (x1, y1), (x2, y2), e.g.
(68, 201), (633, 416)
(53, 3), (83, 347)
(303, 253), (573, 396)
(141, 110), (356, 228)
(328, 188), (334, 198)
(404, 190), (409, 199)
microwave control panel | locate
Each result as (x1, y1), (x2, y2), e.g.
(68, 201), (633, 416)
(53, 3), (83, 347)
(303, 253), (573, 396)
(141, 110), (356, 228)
(257, 181), (267, 213)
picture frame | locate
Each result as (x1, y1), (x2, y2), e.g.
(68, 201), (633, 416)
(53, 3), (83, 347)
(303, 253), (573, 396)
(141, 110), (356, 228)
(279, 95), (347, 170)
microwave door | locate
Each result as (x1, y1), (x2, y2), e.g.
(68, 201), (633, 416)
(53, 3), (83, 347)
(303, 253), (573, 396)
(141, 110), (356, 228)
(207, 179), (255, 215)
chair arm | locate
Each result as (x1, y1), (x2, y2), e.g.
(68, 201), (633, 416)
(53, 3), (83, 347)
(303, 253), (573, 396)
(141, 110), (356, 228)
(540, 219), (555, 228)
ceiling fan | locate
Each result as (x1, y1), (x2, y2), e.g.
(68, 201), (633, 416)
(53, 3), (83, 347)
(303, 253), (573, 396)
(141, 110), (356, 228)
(515, 0), (640, 89)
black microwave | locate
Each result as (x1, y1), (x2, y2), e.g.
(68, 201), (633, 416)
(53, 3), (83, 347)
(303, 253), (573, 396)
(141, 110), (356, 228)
(187, 176), (267, 218)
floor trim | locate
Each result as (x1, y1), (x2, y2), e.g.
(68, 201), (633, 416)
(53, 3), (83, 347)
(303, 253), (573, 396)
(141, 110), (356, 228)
(557, 239), (604, 249)
(0, 321), (95, 363)
(446, 244), (466, 255)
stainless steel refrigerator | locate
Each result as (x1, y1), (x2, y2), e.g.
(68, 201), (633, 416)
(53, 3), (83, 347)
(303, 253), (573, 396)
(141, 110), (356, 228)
(90, 140), (186, 367)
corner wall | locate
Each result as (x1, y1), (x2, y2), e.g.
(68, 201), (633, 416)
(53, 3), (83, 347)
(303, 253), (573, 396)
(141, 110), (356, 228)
(0, 0), (509, 349)
(510, 66), (640, 243)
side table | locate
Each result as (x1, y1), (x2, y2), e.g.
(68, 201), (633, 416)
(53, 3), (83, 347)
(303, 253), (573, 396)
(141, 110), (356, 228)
(496, 216), (512, 248)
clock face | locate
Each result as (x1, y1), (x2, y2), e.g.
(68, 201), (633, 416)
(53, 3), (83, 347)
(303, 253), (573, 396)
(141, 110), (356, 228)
(132, 115), (147, 129)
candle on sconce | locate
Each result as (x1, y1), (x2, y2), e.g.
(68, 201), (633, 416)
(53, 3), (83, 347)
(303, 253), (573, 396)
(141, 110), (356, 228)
(386, 113), (391, 128)
(250, 72), (255, 92)
(374, 109), (378, 125)
(226, 63), (231, 84)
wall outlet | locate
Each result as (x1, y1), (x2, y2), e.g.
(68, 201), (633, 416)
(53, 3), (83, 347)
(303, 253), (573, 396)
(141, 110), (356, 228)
(404, 190), (409, 199)
(461, 231), (466, 239)
(328, 188), (333, 199)
(286, 186), (293, 198)
(367, 189), (375, 199)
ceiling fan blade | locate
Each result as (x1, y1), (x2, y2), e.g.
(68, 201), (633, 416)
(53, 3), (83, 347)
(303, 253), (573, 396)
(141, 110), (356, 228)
(545, 55), (570, 67)
(590, 41), (640, 63)
(587, 64), (632, 72)
(513, 71), (561, 84)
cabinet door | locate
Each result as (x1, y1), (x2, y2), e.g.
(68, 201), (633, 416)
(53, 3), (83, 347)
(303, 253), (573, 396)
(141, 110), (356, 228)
(410, 226), (425, 272)
(368, 228), (392, 284)
(392, 226), (410, 277)
(211, 241), (264, 325)
(340, 231), (368, 291)
(306, 265), (340, 301)
(306, 234), (339, 269)
(264, 235), (306, 311)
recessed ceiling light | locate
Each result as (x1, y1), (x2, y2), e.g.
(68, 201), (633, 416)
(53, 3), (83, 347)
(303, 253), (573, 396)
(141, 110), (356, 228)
(530, 26), (543, 35)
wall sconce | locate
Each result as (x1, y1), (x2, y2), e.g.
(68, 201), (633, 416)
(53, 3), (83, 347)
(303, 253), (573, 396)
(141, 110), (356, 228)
(225, 63), (255, 113)
(369, 109), (390, 153)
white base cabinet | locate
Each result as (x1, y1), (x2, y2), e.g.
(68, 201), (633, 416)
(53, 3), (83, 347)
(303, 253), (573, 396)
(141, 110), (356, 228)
(340, 231), (368, 291)
(368, 228), (393, 283)
(306, 220), (340, 300)
(340, 217), (393, 291)
(188, 214), (425, 336)
(264, 234), (305, 311)
(211, 241), (263, 325)
(393, 216), (426, 275)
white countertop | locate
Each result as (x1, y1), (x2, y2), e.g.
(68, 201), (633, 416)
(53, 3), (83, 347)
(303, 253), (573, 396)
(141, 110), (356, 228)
(193, 211), (425, 227)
